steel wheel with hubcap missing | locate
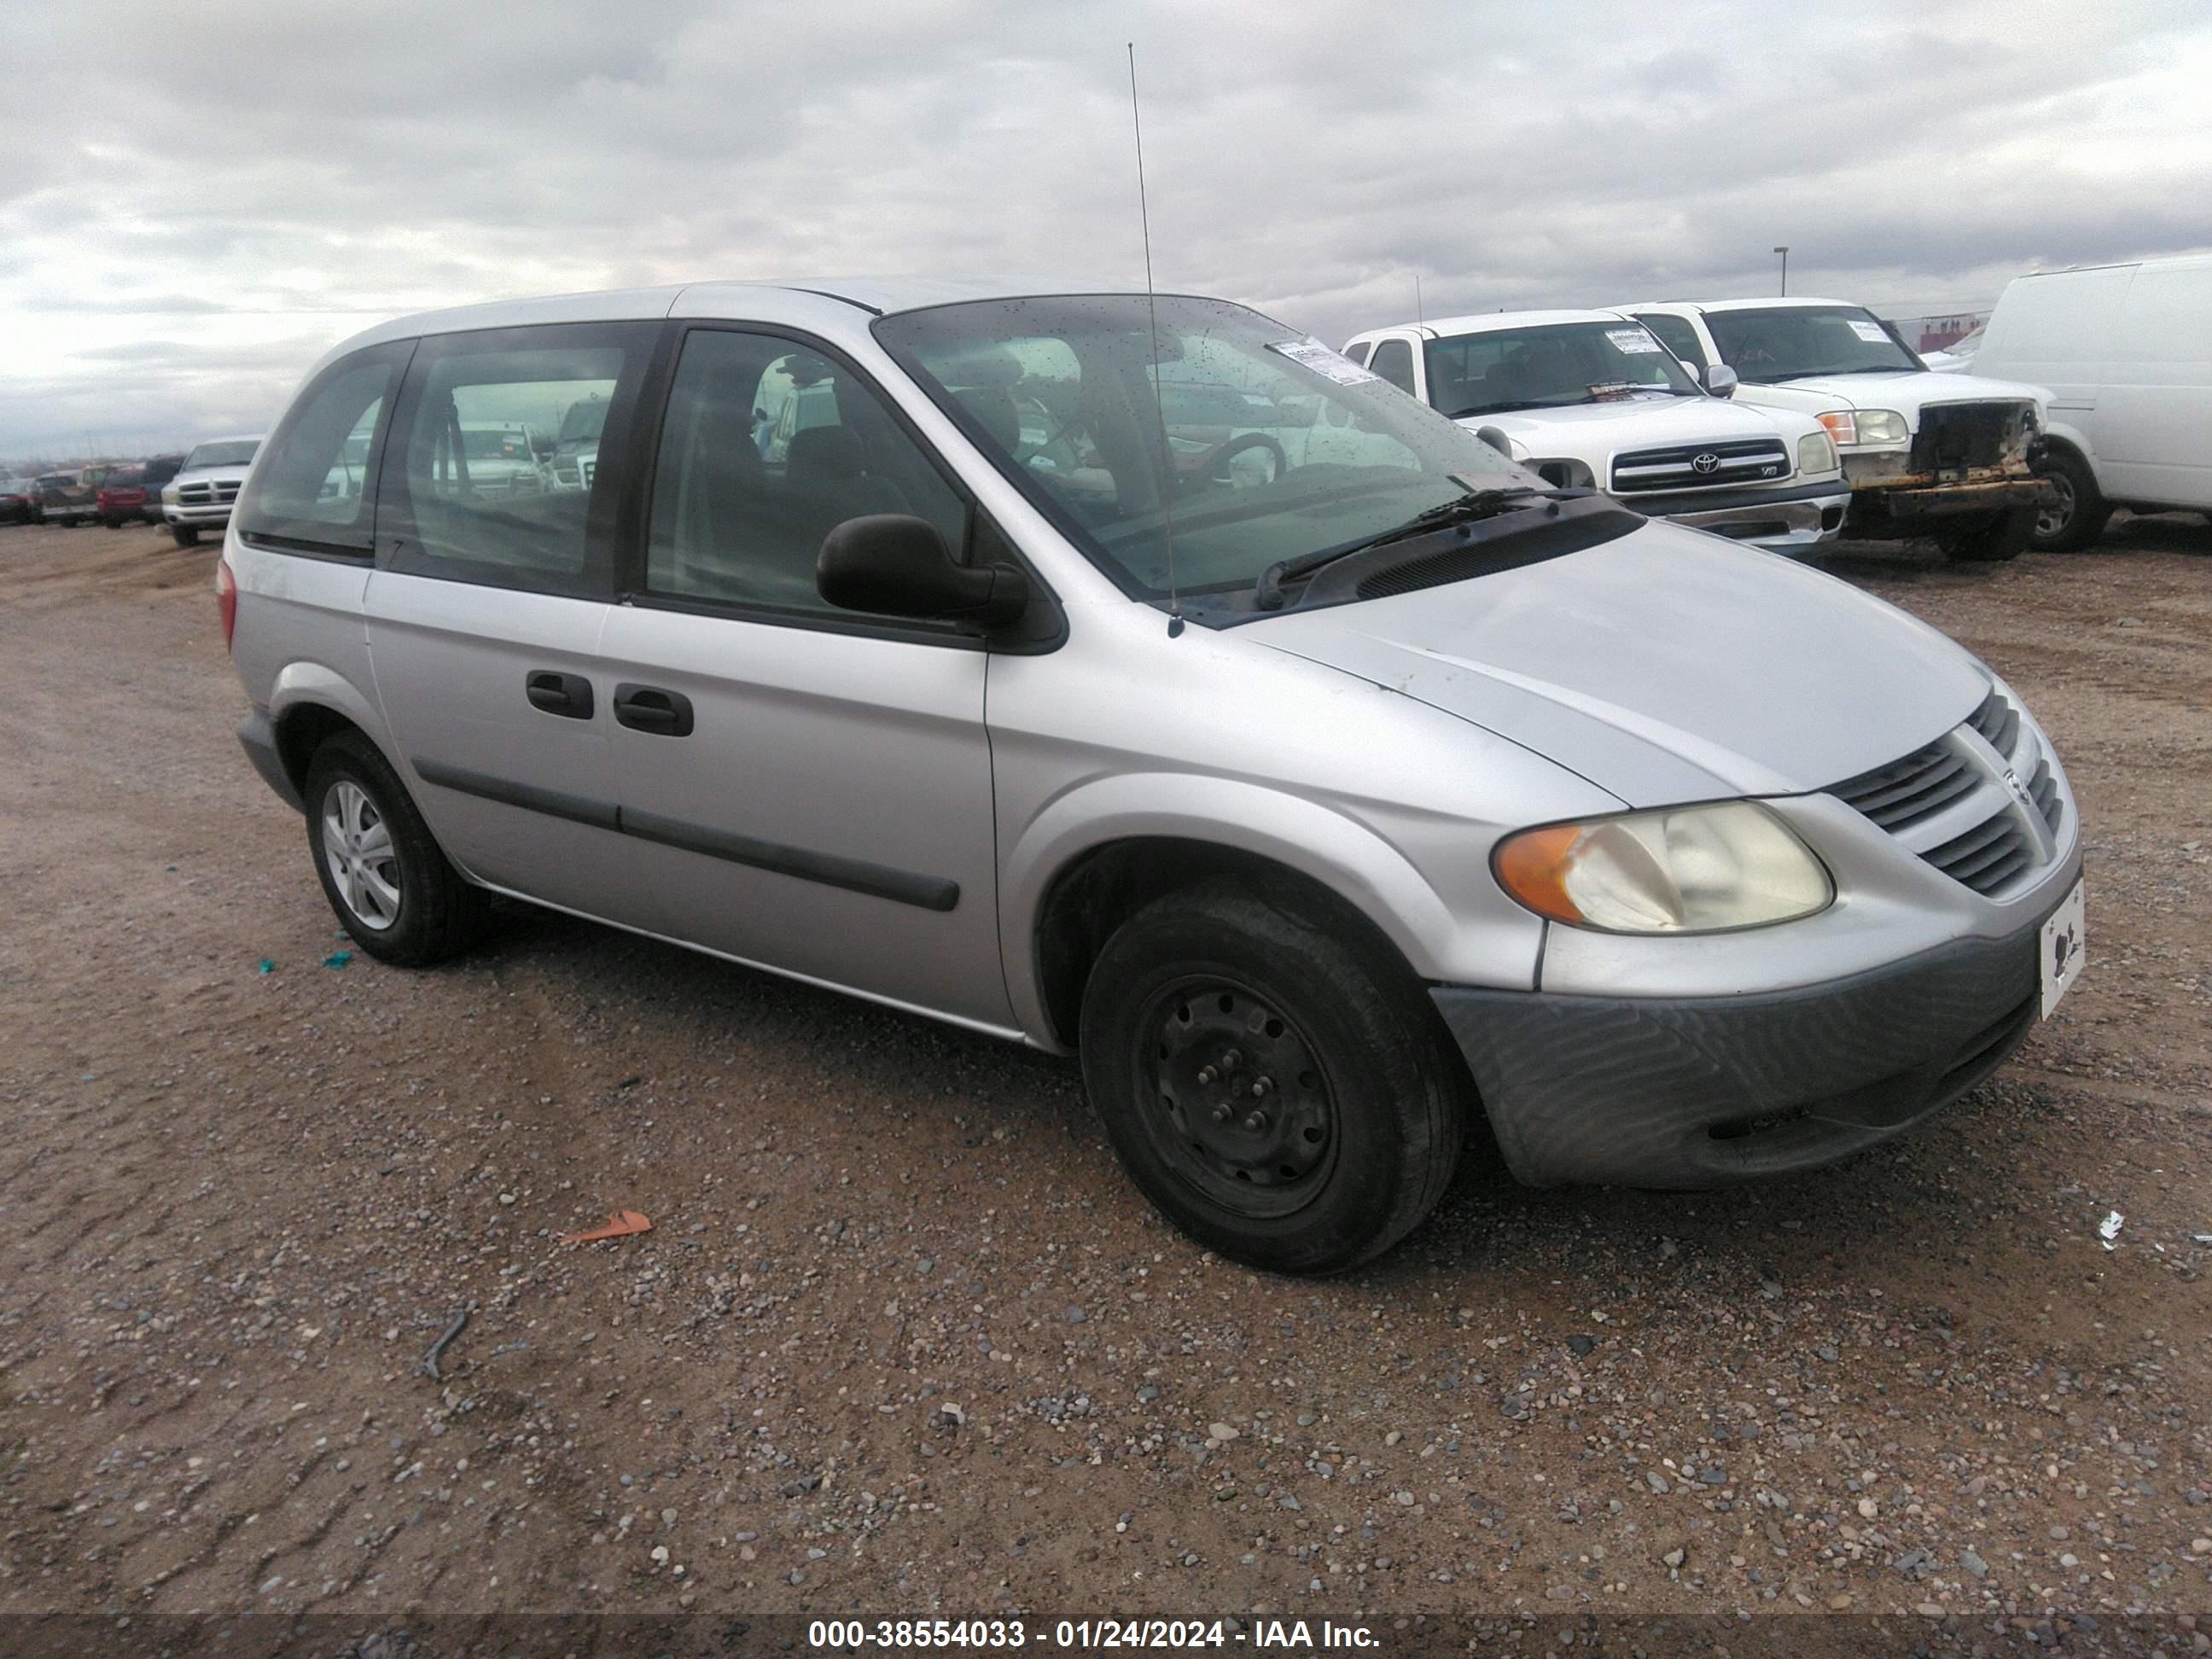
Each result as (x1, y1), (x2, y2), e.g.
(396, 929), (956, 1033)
(321, 779), (402, 931)
(1080, 877), (1466, 1274)
(1140, 976), (1340, 1219)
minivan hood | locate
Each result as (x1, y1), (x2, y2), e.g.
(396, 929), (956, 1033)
(1243, 521), (1988, 806)
(1735, 368), (2048, 417)
(1456, 394), (1809, 451)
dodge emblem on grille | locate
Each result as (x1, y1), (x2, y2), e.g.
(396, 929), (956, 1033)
(1691, 451), (1720, 474)
(2001, 765), (2034, 807)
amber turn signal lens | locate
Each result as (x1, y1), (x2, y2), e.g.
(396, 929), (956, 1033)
(1493, 823), (1587, 924)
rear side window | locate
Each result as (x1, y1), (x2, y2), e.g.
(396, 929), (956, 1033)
(1368, 338), (1417, 396)
(376, 322), (653, 597)
(1633, 312), (1705, 369)
(1338, 340), (1372, 366)
(234, 342), (411, 555)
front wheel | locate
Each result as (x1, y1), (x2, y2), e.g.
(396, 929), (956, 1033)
(1941, 505), (2034, 562)
(2031, 448), (2111, 552)
(303, 731), (488, 966)
(170, 524), (200, 547)
(1079, 878), (1467, 1274)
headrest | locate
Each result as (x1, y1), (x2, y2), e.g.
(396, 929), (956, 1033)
(788, 424), (866, 479)
(952, 386), (1022, 451)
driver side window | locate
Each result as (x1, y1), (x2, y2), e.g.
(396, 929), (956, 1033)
(645, 329), (968, 618)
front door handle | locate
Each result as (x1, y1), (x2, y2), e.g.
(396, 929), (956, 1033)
(526, 669), (594, 719)
(613, 683), (695, 737)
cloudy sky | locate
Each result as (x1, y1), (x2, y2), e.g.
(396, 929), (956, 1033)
(5, 0), (2208, 463)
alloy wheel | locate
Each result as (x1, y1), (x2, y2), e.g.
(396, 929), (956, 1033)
(321, 780), (402, 931)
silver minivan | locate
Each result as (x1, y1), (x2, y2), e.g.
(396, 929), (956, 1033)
(221, 280), (2087, 1273)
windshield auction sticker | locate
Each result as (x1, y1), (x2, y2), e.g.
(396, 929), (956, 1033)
(1268, 338), (1379, 385)
(1848, 318), (1893, 343)
(1604, 327), (1663, 353)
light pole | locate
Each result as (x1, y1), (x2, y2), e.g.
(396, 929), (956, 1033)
(1773, 246), (1790, 295)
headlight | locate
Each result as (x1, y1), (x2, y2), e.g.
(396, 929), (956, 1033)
(1493, 801), (1833, 934)
(1817, 409), (1908, 446)
(162, 485), (180, 504)
(1796, 431), (1837, 475)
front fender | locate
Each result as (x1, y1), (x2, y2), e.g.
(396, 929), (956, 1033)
(2040, 419), (2102, 474)
(998, 771), (1540, 1049)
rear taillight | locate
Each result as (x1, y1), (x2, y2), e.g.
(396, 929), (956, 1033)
(216, 555), (238, 648)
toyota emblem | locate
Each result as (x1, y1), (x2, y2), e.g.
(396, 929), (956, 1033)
(1691, 451), (1720, 474)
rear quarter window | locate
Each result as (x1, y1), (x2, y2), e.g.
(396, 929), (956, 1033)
(234, 342), (414, 555)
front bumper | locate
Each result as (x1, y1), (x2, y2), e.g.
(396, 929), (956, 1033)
(1619, 476), (1851, 556)
(165, 504), (235, 527)
(1432, 905), (2056, 1189)
(1840, 458), (2058, 536)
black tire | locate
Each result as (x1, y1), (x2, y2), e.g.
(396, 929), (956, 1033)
(303, 730), (488, 967)
(2031, 447), (2111, 552)
(1079, 876), (1467, 1274)
(105, 515), (125, 530)
(170, 524), (200, 547)
(1940, 504), (2034, 562)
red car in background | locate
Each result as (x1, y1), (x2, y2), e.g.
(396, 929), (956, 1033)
(94, 454), (184, 527)
(0, 477), (40, 525)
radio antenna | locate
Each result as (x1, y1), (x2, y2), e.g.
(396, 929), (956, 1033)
(1414, 272), (1423, 326)
(1126, 42), (1183, 637)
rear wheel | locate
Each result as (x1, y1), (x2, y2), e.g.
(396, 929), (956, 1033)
(303, 731), (488, 966)
(1079, 877), (1466, 1274)
(2031, 448), (2111, 551)
(170, 524), (200, 547)
(1940, 505), (2033, 562)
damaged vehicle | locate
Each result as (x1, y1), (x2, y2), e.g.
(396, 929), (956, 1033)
(1342, 310), (1848, 556)
(1617, 298), (2055, 561)
(222, 281), (2084, 1273)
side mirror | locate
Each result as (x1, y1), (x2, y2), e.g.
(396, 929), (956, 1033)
(818, 514), (1031, 629)
(1706, 364), (1739, 399)
(1473, 424), (1515, 458)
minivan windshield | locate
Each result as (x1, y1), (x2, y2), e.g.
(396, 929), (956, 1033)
(875, 294), (1533, 597)
(184, 439), (259, 469)
(1704, 306), (1923, 382)
(1425, 321), (1700, 417)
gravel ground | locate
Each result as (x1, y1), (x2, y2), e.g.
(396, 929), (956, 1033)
(0, 515), (2209, 1630)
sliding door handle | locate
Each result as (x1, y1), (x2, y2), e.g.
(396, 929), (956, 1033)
(525, 670), (594, 719)
(613, 684), (695, 737)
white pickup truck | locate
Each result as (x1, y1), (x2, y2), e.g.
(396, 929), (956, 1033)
(1341, 310), (1848, 557)
(1615, 298), (2054, 561)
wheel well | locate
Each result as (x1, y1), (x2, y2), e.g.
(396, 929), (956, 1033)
(1033, 838), (1407, 1050)
(273, 703), (366, 798)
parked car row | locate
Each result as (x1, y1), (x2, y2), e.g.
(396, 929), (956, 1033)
(218, 278), (2090, 1272)
(3, 439), (265, 541)
(1342, 295), (2060, 563)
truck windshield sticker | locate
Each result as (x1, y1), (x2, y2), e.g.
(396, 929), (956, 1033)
(1848, 319), (1893, 343)
(1268, 339), (1379, 386)
(1604, 328), (1663, 354)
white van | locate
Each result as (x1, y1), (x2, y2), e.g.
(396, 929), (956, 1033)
(1968, 255), (2212, 550)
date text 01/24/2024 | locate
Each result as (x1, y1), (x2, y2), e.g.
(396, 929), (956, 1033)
(806, 1619), (1380, 1650)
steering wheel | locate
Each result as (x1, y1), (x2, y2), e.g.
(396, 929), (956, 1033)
(1183, 430), (1287, 492)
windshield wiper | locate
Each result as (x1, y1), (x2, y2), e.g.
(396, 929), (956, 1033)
(1251, 486), (1565, 611)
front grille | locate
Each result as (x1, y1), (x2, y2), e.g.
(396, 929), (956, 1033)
(1828, 685), (2068, 898)
(1610, 437), (1790, 493)
(177, 480), (241, 506)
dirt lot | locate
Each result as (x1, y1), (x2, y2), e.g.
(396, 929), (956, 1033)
(1, 514), (2209, 1633)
